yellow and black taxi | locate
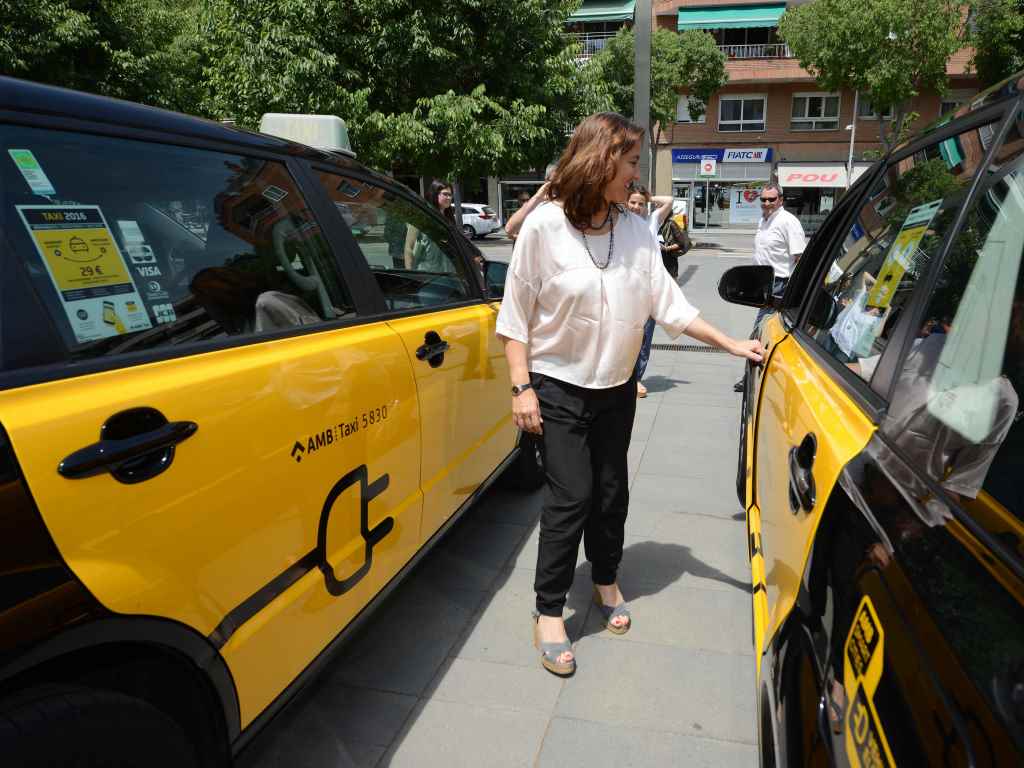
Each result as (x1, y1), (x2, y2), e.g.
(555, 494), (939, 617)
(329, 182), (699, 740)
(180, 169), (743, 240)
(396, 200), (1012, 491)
(0, 77), (538, 765)
(721, 72), (1024, 767)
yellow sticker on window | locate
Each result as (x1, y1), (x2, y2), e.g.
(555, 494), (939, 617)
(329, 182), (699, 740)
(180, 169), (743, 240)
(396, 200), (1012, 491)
(16, 205), (153, 343)
(843, 596), (895, 768)
(867, 199), (942, 310)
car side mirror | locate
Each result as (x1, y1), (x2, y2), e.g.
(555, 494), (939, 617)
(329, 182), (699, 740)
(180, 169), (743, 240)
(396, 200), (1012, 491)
(718, 265), (775, 308)
(484, 260), (507, 300)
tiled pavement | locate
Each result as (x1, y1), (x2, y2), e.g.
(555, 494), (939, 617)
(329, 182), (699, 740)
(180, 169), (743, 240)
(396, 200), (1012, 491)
(238, 253), (760, 768)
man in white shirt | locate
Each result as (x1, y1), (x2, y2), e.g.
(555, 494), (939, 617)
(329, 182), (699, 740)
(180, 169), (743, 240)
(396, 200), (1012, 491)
(734, 183), (807, 391)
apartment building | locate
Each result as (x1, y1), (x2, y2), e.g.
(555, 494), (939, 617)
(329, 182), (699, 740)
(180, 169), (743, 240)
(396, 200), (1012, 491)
(489, 0), (638, 222)
(653, 0), (980, 234)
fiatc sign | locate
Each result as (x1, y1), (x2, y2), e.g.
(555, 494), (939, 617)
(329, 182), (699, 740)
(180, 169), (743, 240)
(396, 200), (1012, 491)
(723, 147), (771, 162)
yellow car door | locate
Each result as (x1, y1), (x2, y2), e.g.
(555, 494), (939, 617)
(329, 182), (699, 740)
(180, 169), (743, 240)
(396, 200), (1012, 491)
(749, 131), (993, 672)
(0, 125), (423, 728)
(310, 170), (517, 540)
(751, 319), (874, 663)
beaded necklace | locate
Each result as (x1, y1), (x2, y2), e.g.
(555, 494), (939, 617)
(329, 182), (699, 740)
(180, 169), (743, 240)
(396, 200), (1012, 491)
(581, 204), (616, 270)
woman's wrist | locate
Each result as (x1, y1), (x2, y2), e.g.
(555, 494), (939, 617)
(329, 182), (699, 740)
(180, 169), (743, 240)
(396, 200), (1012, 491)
(720, 337), (741, 356)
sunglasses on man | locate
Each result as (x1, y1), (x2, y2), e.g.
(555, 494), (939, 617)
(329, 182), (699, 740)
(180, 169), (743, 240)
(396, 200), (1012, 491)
(760, 196), (779, 203)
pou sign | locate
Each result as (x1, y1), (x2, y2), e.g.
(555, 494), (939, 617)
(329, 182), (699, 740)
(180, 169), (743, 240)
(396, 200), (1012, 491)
(778, 164), (850, 188)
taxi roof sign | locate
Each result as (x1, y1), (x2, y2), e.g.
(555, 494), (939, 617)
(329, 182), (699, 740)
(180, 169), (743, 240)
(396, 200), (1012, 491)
(258, 114), (353, 156)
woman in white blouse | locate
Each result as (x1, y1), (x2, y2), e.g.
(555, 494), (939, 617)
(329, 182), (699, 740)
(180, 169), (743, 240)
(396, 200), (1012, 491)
(495, 113), (763, 677)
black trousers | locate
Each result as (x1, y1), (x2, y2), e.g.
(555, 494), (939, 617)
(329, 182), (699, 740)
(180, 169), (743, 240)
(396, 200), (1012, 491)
(530, 373), (636, 617)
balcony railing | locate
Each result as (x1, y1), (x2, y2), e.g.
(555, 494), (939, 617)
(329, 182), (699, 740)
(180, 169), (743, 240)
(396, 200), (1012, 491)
(718, 43), (792, 59)
(570, 31), (618, 60)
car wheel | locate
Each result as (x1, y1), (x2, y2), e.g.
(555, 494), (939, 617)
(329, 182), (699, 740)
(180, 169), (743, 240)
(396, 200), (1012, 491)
(462, 224), (476, 239)
(0, 684), (202, 768)
(502, 434), (545, 490)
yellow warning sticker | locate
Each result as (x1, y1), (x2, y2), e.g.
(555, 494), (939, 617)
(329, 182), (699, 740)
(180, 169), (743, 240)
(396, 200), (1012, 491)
(844, 596), (895, 768)
(16, 205), (152, 343)
(867, 199), (942, 310)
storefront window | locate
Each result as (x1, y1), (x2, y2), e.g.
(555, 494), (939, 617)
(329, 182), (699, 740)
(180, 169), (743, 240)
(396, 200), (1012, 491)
(783, 187), (840, 236)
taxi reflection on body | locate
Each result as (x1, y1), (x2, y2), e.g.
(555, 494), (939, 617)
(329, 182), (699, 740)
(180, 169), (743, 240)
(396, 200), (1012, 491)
(721, 72), (1024, 766)
(0, 78), (539, 765)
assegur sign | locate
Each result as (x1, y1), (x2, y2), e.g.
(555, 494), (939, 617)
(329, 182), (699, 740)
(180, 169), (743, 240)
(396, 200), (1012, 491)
(671, 147), (773, 163)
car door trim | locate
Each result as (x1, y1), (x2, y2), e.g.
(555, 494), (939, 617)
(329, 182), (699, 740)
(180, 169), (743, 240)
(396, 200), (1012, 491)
(0, 311), (374, 392)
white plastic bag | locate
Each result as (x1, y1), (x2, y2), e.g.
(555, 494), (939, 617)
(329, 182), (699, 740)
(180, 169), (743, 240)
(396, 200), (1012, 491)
(830, 288), (881, 358)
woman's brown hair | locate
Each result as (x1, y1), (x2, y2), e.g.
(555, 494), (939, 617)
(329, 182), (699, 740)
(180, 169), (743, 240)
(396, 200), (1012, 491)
(548, 112), (646, 231)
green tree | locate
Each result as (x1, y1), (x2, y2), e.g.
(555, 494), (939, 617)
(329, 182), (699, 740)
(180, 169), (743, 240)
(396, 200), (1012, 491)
(969, 0), (1024, 87)
(0, 0), (202, 113)
(593, 26), (727, 173)
(779, 0), (965, 151)
(196, 0), (610, 184)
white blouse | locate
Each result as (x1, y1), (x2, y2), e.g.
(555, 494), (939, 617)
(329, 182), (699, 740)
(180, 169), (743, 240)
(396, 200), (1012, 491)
(496, 202), (700, 389)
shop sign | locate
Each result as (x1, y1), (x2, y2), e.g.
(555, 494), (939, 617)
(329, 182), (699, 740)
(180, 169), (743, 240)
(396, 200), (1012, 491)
(723, 147), (771, 162)
(698, 156), (717, 177)
(779, 164), (848, 188)
(672, 147), (773, 164)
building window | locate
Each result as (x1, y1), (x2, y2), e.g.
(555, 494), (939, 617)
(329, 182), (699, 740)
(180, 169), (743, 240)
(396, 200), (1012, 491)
(790, 93), (840, 131)
(857, 98), (893, 120)
(676, 95), (706, 124)
(718, 95), (766, 132)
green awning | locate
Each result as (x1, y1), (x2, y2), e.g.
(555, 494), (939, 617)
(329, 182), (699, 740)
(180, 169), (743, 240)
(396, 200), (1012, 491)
(569, 1), (636, 23)
(678, 4), (786, 31)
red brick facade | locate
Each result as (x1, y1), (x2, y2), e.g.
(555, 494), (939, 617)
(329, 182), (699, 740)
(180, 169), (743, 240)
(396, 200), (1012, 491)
(648, 1), (980, 197)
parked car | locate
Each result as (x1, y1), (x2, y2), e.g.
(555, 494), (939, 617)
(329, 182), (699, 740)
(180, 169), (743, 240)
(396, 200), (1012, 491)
(460, 202), (500, 239)
(0, 76), (542, 767)
(720, 72), (1024, 767)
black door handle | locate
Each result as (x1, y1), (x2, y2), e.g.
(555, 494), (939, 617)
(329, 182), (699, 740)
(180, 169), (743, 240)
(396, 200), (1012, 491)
(415, 331), (449, 368)
(59, 407), (197, 484)
(788, 433), (817, 513)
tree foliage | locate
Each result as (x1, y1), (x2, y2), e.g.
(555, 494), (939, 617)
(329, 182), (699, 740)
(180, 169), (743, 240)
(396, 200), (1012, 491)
(779, 0), (964, 151)
(0, 0), (202, 112)
(1, 0), (610, 182)
(194, 0), (609, 180)
(969, 0), (1024, 87)
(593, 27), (727, 140)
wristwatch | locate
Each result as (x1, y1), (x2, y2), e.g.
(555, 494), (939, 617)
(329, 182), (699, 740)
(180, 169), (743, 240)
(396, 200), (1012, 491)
(511, 382), (533, 396)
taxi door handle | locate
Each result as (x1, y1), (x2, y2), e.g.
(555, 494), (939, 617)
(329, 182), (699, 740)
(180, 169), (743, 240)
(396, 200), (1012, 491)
(59, 407), (197, 484)
(415, 331), (449, 368)
(788, 433), (817, 513)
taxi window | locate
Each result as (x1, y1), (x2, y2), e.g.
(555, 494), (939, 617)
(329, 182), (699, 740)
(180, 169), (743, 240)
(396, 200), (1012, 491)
(803, 120), (996, 383)
(882, 123), (1024, 526)
(314, 172), (474, 311)
(1, 126), (355, 373)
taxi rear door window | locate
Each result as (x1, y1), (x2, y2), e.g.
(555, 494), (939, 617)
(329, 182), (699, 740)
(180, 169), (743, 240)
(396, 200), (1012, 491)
(1, 125), (356, 375)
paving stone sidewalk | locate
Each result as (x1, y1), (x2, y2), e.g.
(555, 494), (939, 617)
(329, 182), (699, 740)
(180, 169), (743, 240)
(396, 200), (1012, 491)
(238, 254), (759, 768)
